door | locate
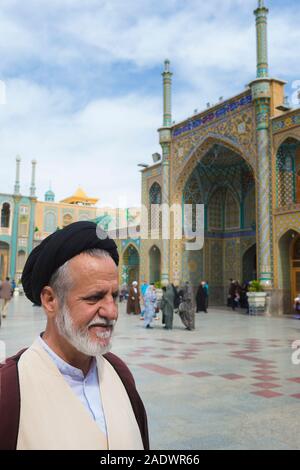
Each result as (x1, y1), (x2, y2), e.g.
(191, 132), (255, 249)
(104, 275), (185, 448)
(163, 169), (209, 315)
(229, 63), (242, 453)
(292, 269), (300, 304)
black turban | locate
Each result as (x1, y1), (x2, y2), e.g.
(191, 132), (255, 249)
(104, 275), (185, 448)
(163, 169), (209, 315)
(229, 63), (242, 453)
(21, 221), (119, 306)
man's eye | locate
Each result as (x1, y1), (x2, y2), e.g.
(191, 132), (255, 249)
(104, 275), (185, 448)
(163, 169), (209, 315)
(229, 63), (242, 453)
(87, 297), (100, 302)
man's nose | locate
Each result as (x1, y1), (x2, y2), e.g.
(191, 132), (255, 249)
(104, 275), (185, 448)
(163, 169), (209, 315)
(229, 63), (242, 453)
(97, 296), (118, 320)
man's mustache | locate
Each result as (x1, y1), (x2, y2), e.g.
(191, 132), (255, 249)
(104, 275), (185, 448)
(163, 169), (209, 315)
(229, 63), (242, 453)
(87, 317), (115, 328)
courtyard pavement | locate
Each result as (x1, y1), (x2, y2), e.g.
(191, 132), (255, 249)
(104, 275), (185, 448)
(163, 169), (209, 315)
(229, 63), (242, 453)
(1, 295), (300, 450)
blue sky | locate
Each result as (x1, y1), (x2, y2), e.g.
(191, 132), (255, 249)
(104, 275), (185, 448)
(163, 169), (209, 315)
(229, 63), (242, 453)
(0, 0), (299, 206)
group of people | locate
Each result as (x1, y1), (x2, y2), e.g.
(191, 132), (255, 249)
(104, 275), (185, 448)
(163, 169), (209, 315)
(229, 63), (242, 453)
(227, 279), (250, 312)
(125, 280), (196, 331)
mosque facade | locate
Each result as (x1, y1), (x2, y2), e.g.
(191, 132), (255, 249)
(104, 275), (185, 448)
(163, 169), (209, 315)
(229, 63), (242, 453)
(139, 0), (300, 315)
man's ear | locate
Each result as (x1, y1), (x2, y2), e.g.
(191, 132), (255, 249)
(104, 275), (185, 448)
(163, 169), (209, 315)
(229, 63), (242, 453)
(40, 286), (59, 318)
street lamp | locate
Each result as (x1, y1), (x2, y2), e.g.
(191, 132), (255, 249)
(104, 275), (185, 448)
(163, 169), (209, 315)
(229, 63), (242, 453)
(137, 163), (149, 168)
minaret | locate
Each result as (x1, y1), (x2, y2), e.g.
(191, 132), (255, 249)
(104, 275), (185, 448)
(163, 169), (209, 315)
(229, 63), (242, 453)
(158, 60), (173, 286)
(30, 159), (37, 197)
(254, 0), (269, 78)
(14, 156), (21, 195)
(162, 59), (173, 127)
(249, 0), (273, 288)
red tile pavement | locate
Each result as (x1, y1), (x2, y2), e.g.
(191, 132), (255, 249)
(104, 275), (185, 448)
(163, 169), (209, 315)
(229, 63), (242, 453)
(251, 390), (283, 398)
(252, 382), (281, 389)
(232, 350), (260, 354)
(138, 363), (182, 375)
(157, 339), (185, 344)
(151, 355), (169, 359)
(220, 374), (245, 380)
(189, 372), (213, 378)
(191, 342), (218, 346)
(253, 367), (277, 373)
(253, 375), (278, 381)
(288, 377), (300, 383)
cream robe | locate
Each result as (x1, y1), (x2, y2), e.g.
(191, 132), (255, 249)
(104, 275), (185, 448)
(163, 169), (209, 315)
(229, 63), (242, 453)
(16, 340), (144, 450)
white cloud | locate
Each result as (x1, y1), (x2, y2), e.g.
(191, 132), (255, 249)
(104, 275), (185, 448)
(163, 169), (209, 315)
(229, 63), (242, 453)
(0, 0), (299, 206)
(0, 79), (161, 206)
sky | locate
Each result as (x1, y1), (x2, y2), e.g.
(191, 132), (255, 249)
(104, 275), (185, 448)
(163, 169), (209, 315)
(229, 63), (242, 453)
(0, 0), (299, 207)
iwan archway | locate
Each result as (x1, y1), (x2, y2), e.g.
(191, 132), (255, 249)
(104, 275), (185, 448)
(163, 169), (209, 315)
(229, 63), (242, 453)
(181, 142), (256, 305)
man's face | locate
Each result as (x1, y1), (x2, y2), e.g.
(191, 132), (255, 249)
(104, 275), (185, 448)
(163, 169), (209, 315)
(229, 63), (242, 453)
(56, 253), (119, 356)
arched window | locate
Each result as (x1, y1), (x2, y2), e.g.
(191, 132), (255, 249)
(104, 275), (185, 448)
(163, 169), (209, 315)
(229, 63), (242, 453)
(149, 183), (162, 236)
(149, 183), (162, 205)
(1, 203), (10, 228)
(63, 213), (73, 228)
(276, 138), (300, 207)
(44, 212), (57, 233)
(17, 250), (26, 272)
(225, 191), (240, 229)
(183, 171), (203, 233)
(244, 186), (256, 229)
(208, 189), (223, 230)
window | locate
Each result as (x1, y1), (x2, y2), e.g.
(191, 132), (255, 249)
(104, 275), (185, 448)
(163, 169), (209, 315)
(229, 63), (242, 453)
(20, 206), (29, 215)
(19, 219), (28, 236)
(1, 203), (10, 228)
(45, 212), (56, 233)
(149, 183), (162, 235)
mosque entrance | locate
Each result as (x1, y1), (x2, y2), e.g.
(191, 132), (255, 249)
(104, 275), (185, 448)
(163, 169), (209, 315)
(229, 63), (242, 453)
(278, 230), (300, 313)
(122, 244), (139, 285)
(183, 143), (256, 305)
(149, 245), (161, 284)
(291, 236), (300, 307)
(242, 244), (257, 283)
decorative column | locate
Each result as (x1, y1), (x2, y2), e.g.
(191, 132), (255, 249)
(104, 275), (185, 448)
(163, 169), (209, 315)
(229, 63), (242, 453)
(10, 157), (22, 278)
(10, 196), (21, 279)
(255, 0), (269, 78)
(158, 59), (172, 286)
(250, 1), (273, 287)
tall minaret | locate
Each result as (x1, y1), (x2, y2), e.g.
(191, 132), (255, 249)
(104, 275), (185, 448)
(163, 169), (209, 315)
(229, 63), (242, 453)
(254, 0), (269, 78)
(162, 59), (173, 127)
(249, 0), (273, 288)
(14, 156), (21, 195)
(30, 159), (37, 197)
(158, 59), (173, 286)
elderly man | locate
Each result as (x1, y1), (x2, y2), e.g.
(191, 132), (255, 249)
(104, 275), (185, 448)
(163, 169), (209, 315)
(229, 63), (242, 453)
(0, 221), (149, 450)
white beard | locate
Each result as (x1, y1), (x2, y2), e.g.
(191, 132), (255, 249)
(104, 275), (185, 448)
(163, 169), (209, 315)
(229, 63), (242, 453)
(55, 304), (114, 357)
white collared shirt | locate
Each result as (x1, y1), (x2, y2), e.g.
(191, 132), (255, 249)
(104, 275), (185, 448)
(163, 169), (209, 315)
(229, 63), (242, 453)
(39, 336), (107, 436)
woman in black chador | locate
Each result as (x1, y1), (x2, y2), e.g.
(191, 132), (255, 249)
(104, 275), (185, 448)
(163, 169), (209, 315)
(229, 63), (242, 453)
(196, 281), (207, 313)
